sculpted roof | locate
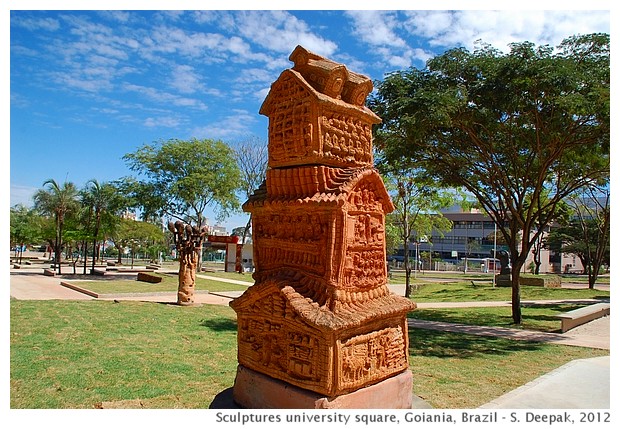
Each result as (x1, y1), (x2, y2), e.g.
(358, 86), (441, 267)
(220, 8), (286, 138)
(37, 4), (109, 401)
(259, 45), (380, 123)
(230, 277), (416, 330)
(243, 166), (395, 213)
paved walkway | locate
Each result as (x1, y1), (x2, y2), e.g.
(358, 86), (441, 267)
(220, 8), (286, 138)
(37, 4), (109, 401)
(9, 265), (611, 409)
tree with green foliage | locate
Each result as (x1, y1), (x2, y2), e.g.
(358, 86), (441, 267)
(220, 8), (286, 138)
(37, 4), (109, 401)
(80, 180), (122, 274)
(33, 179), (80, 274)
(123, 138), (241, 227)
(123, 137), (241, 288)
(108, 218), (165, 268)
(546, 184), (610, 288)
(10, 204), (41, 264)
(370, 33), (609, 324)
(380, 161), (455, 297)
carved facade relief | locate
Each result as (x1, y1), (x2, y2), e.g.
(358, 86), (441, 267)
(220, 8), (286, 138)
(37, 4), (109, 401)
(235, 283), (332, 394)
(265, 73), (314, 166)
(339, 325), (407, 391)
(320, 113), (373, 166)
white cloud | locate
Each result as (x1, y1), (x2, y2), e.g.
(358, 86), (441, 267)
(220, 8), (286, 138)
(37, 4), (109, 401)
(10, 185), (38, 208)
(402, 10), (610, 52)
(192, 110), (258, 139)
(345, 11), (407, 49)
(235, 68), (276, 85)
(98, 10), (133, 24)
(144, 116), (182, 128)
(223, 11), (338, 57)
(50, 71), (113, 93)
(11, 15), (60, 31)
(343, 11), (434, 69)
(254, 87), (271, 103)
(123, 83), (208, 110)
(170, 64), (204, 94)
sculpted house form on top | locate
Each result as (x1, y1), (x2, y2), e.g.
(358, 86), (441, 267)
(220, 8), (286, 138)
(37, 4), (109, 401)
(230, 46), (417, 408)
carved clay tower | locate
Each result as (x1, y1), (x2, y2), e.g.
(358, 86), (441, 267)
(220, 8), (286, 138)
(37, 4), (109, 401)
(230, 46), (416, 408)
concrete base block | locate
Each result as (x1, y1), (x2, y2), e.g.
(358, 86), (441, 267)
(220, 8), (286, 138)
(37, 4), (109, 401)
(495, 273), (512, 287)
(232, 365), (414, 409)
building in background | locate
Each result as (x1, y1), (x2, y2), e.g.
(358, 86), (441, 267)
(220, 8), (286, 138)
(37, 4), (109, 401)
(390, 208), (583, 274)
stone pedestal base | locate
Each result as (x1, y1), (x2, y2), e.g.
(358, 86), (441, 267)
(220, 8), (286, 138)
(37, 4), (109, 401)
(232, 365), (413, 409)
(495, 273), (512, 287)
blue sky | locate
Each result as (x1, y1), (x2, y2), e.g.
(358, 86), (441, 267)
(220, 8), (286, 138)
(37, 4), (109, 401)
(7, 4), (611, 232)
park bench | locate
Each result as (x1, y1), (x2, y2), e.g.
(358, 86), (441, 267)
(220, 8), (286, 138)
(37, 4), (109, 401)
(43, 268), (55, 276)
(556, 303), (610, 333)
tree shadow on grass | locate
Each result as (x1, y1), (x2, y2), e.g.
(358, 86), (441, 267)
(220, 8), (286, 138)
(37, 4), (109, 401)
(410, 302), (603, 333)
(200, 317), (237, 332)
(409, 328), (545, 359)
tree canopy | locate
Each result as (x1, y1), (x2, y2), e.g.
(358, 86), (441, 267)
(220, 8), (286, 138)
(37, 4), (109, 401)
(33, 179), (80, 274)
(123, 138), (242, 227)
(370, 33), (609, 323)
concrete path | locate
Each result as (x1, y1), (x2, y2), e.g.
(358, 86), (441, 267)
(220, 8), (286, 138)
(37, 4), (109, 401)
(9, 270), (95, 300)
(479, 355), (610, 409)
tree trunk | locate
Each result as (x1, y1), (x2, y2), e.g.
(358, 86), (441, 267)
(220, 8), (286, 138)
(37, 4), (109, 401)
(511, 271), (522, 325)
(404, 241), (412, 298)
(82, 240), (88, 275)
(242, 216), (252, 245)
(510, 255), (527, 325)
(91, 238), (98, 274)
(55, 243), (62, 275)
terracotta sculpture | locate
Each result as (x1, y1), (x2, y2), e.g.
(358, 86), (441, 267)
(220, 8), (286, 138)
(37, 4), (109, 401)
(230, 46), (416, 408)
(167, 221), (208, 305)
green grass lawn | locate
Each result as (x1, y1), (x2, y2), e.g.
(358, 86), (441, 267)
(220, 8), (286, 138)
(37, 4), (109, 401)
(408, 280), (609, 303)
(10, 299), (238, 408)
(405, 280), (609, 331)
(10, 298), (608, 409)
(389, 270), (610, 285)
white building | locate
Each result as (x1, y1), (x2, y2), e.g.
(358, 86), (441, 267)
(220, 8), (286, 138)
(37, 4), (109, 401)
(392, 209), (584, 274)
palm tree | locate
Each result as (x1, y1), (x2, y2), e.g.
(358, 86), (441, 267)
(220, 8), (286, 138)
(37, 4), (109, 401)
(33, 179), (79, 274)
(81, 180), (117, 274)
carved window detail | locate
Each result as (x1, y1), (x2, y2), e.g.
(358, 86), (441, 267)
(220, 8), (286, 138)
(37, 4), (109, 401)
(347, 183), (384, 212)
(343, 249), (387, 290)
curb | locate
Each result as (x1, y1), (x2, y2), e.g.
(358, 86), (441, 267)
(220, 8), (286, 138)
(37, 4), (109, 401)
(59, 281), (100, 298)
